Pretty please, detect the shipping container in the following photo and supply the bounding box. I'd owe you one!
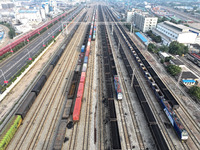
[84,56,88,63]
[82,63,87,72]
[73,98,82,121]
[81,45,85,53]
[81,72,86,77]
[77,83,84,99]
[80,76,86,84]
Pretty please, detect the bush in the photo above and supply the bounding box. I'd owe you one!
[148,43,159,53]
[146,30,162,43]
[189,86,200,101]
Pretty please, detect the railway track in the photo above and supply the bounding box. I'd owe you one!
[111,24,177,150]
[65,7,96,150]
[115,23,194,150]
[103,5,198,150]
[7,12,87,150]
[97,28,105,150]
[155,70,200,149]
[104,7,145,149]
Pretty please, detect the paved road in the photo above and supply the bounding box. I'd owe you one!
[0,6,83,86]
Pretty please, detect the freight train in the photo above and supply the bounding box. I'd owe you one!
[187,53,200,67]
[72,9,97,121]
[99,5,121,150]
[107,6,188,141]
[0,13,87,150]
[0,7,82,56]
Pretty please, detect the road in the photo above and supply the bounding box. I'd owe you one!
[0,6,83,86]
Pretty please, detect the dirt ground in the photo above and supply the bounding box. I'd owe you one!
[0,33,66,121]
[0,25,11,49]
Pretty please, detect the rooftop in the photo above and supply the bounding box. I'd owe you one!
[18,10,38,13]
[158,21,200,35]
[181,71,198,80]
[170,59,184,66]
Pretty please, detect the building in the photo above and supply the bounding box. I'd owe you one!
[133,12,158,32]
[16,9,42,23]
[181,71,198,86]
[126,11,134,23]
[159,51,170,60]
[153,21,200,46]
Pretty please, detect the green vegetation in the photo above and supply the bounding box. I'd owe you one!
[146,30,162,43]
[147,43,160,53]
[158,16,169,23]
[189,86,200,101]
[169,41,188,56]
[165,56,173,62]
[166,64,181,76]
[0,22,16,39]
[159,45,169,52]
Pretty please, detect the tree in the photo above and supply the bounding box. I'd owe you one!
[166,64,181,76]
[169,41,188,56]
[155,35,162,43]
[189,86,200,101]
[148,43,157,53]
[165,56,173,62]
[159,45,169,52]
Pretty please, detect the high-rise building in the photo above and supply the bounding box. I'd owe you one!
[133,12,158,32]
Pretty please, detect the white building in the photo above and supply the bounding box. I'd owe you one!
[127,11,134,23]
[154,21,200,46]
[40,8,46,20]
[133,12,158,32]
[159,51,170,60]
[16,9,42,23]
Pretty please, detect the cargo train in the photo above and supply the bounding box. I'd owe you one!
[73,9,97,121]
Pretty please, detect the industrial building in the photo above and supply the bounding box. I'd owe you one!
[133,11,158,32]
[153,21,200,46]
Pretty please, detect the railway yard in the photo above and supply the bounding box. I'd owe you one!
[0,3,200,150]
